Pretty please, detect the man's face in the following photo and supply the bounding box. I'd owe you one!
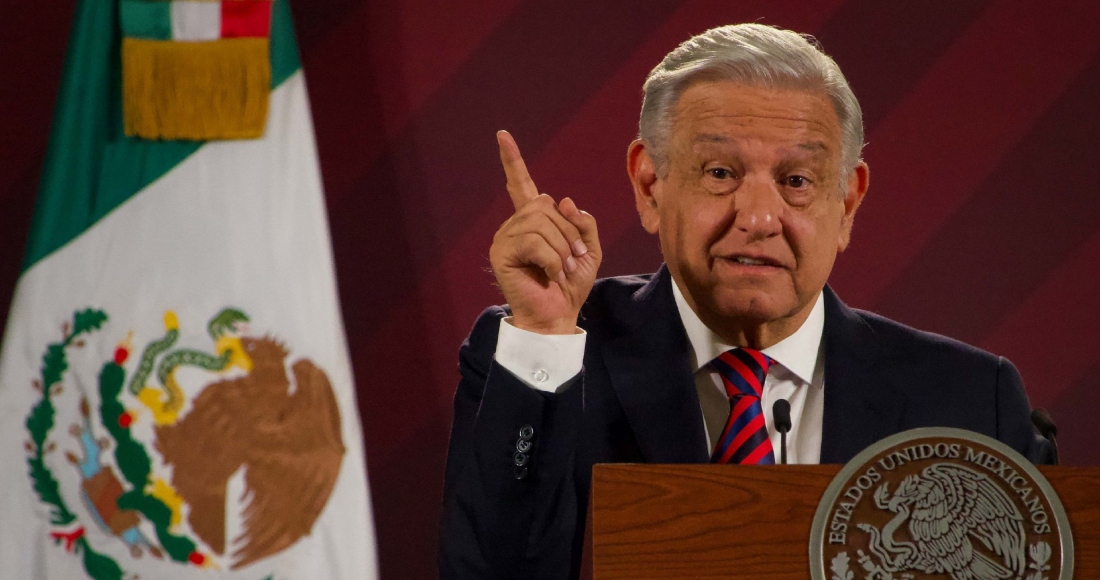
[631,81,867,342]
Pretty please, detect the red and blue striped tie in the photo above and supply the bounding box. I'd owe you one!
[710,348,775,464]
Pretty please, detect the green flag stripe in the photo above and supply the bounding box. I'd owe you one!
[270,0,299,86]
[119,0,172,40]
[22,0,301,272]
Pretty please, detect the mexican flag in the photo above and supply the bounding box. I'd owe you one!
[0,0,378,578]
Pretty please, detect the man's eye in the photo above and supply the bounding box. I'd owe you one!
[707,168,734,179]
[784,175,811,189]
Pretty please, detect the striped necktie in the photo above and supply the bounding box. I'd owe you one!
[710,348,775,464]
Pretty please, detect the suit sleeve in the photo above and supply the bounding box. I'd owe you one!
[995,356,1056,465]
[440,306,584,580]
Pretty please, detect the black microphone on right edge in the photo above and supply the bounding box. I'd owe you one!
[773,399,792,465]
[1031,408,1059,465]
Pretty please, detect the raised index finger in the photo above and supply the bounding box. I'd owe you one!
[497,130,539,210]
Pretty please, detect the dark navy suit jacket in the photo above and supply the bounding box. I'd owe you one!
[440,265,1053,580]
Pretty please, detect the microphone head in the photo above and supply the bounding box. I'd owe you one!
[1031,408,1058,437]
[773,398,792,433]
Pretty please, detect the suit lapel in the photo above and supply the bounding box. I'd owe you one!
[597,274,900,464]
[599,266,710,463]
[819,286,904,463]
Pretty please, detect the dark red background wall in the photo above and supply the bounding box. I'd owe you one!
[3,1,1099,578]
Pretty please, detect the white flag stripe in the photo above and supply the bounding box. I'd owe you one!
[0,71,377,578]
[171,1,221,42]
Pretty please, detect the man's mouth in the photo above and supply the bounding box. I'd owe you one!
[724,254,783,268]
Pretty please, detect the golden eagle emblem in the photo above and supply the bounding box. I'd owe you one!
[23,308,347,578]
[132,308,346,569]
[155,336,345,568]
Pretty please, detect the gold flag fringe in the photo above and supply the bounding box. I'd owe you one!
[122,38,270,141]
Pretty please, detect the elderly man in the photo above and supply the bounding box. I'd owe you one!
[440,23,1052,579]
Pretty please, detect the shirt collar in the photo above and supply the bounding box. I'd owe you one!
[670,279,824,387]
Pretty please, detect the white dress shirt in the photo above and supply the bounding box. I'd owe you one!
[493,281,826,464]
[671,283,824,464]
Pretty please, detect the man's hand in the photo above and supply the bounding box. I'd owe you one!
[489,131,602,335]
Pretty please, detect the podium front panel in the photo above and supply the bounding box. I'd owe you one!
[590,464,1100,579]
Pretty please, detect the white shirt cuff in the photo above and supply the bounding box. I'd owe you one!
[494,317,586,393]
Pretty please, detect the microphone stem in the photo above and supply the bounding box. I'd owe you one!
[780,430,787,465]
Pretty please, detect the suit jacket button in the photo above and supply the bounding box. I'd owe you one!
[513,452,529,466]
[519,425,535,441]
[516,439,532,453]
[513,466,528,480]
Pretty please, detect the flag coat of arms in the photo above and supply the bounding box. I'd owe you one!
[0,0,378,578]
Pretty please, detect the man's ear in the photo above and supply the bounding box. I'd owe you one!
[837,160,870,253]
[628,139,661,234]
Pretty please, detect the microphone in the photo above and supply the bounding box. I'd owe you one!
[1031,408,1059,465]
[773,399,792,465]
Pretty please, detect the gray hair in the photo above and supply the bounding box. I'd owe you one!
[639,23,864,181]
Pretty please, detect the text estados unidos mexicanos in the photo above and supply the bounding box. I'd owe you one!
[827,443,1052,545]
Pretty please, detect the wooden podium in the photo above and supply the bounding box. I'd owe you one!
[589,464,1100,579]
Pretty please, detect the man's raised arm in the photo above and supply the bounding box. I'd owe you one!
[440,132,601,579]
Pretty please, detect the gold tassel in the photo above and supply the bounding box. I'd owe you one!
[122,37,270,141]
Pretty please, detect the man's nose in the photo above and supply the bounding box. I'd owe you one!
[732,175,783,239]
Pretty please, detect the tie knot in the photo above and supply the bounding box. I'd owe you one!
[711,348,772,398]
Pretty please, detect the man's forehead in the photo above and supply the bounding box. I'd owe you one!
[688,131,836,164]
[693,133,829,151]
[672,81,841,140]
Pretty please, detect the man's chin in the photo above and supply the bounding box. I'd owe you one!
[700,291,794,324]
[678,271,798,323]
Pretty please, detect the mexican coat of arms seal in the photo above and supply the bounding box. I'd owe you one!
[810,427,1071,580]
